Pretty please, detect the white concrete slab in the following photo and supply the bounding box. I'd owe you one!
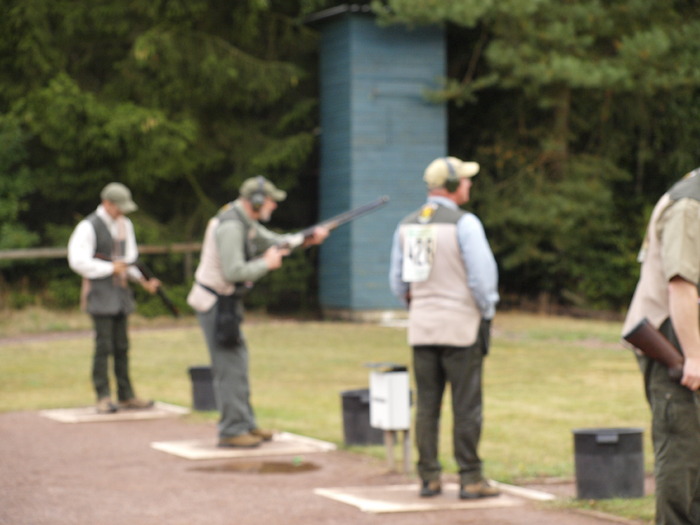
[39,401,190,423]
[151,431,337,460]
[314,481,556,514]
[492,480,557,502]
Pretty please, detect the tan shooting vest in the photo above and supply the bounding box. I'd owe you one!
[399,203,481,347]
[623,174,700,336]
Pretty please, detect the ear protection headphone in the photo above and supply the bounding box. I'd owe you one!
[250,175,266,211]
[443,157,460,193]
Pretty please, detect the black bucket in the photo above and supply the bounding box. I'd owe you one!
[188,366,217,411]
[340,389,384,446]
[572,427,644,499]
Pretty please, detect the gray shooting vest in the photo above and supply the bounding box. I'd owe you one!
[85,213,135,316]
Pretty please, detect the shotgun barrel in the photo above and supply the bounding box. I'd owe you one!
[284,195,390,249]
[134,261,180,318]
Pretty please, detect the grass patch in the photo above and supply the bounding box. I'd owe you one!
[0,308,654,523]
[0,305,198,336]
[550,495,655,523]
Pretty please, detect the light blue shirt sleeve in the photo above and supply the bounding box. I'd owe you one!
[457,213,499,320]
[388,227,409,306]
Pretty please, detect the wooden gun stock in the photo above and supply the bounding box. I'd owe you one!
[623,317,683,381]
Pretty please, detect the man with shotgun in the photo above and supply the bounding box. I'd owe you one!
[187,176,330,448]
[68,182,161,414]
[622,168,700,524]
[188,176,387,448]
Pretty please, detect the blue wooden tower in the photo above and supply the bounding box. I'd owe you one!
[308,5,447,319]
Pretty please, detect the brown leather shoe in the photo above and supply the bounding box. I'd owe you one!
[419,479,442,497]
[96,397,118,414]
[218,433,263,448]
[459,480,500,499]
[118,397,154,410]
[250,428,274,441]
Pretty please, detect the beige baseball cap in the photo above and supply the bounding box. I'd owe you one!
[239,176,287,202]
[100,182,138,213]
[423,156,480,190]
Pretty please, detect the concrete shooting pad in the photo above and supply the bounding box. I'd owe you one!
[314,481,556,514]
[151,431,337,460]
[39,401,190,423]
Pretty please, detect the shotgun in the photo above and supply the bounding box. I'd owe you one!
[134,261,180,318]
[282,195,390,250]
[94,254,180,317]
[623,317,684,381]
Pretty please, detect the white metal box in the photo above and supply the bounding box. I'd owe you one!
[369,369,410,430]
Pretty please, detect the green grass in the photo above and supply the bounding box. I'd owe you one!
[556,496,655,524]
[0,308,654,523]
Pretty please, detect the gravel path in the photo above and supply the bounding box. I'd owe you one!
[0,410,644,525]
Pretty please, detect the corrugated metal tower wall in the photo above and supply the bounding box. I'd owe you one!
[313,8,446,317]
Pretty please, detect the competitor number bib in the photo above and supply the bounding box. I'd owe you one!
[402,225,437,282]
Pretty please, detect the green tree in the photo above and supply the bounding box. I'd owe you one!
[0,0,324,246]
[0,0,329,312]
[375,0,700,309]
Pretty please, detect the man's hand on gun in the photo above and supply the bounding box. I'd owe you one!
[304,226,329,247]
[112,260,128,277]
[141,277,161,295]
[265,196,388,269]
[113,260,160,294]
[681,356,700,392]
[263,245,290,270]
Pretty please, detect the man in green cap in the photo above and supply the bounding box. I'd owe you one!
[187,176,328,448]
[68,182,161,414]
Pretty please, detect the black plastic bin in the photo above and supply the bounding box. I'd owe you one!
[188,366,217,411]
[340,389,384,446]
[572,427,644,499]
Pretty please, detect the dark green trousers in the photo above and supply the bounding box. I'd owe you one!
[642,322,700,525]
[413,342,484,485]
[91,314,135,401]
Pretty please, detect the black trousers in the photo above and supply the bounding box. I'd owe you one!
[413,342,484,485]
[91,314,134,401]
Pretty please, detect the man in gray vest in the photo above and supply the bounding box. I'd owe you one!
[68,182,161,414]
[389,157,500,499]
[622,169,700,524]
[187,176,328,448]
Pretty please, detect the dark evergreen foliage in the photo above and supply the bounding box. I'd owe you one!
[375,0,700,310]
[2,0,700,312]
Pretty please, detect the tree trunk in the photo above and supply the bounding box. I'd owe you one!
[549,84,571,179]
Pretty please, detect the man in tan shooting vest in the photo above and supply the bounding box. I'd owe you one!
[187,176,328,448]
[622,168,700,525]
[389,157,500,500]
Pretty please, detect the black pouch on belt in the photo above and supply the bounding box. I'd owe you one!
[215,293,242,348]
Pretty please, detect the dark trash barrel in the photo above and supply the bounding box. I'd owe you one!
[340,389,384,446]
[573,427,644,499]
[188,366,217,411]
